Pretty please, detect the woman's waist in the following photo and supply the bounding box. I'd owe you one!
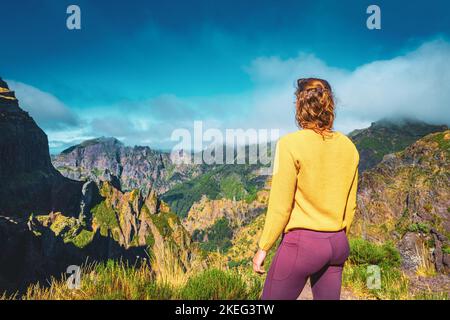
[285,227,346,239]
[284,208,346,232]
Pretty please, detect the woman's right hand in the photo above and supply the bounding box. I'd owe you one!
[252,248,267,274]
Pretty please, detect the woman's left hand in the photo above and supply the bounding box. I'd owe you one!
[252,248,267,274]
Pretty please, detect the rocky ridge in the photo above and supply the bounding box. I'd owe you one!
[52,137,203,195]
[352,130,450,273]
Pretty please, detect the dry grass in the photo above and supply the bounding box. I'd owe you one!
[415,242,437,277]
[22,259,171,300]
[150,241,190,287]
[150,241,209,288]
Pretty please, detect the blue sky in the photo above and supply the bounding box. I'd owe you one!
[1,0,450,153]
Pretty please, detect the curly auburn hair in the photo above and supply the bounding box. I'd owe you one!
[295,78,335,138]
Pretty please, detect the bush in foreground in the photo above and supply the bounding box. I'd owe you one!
[180,269,249,300]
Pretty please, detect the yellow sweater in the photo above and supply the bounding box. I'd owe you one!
[258,129,359,251]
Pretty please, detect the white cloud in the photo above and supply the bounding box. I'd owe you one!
[6,80,80,130]
[245,53,348,85]
[240,39,450,135]
[335,40,450,125]
[45,127,95,154]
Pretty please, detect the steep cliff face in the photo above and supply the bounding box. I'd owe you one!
[52,137,202,195]
[29,180,194,270]
[182,190,268,252]
[353,130,450,273]
[0,78,82,217]
[184,191,269,234]
[349,119,448,172]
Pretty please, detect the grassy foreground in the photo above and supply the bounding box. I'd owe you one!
[19,262,263,300]
[2,238,448,300]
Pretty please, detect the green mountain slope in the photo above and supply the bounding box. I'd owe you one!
[349,118,447,171]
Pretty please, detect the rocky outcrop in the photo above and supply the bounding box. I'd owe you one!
[0,78,20,111]
[183,191,269,235]
[397,232,423,271]
[0,216,43,292]
[0,179,195,294]
[28,179,194,271]
[0,78,82,218]
[88,182,184,248]
[353,130,450,273]
[78,181,100,226]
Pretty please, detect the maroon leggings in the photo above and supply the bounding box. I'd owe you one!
[261,229,350,300]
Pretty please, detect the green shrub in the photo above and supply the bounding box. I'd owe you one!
[150,213,173,238]
[343,263,410,300]
[179,269,248,299]
[227,259,250,268]
[348,238,401,268]
[241,272,264,300]
[71,230,95,248]
[197,217,233,253]
[145,282,175,300]
[408,222,431,234]
[343,238,412,299]
[79,260,175,300]
[92,201,118,229]
[145,233,155,247]
[430,131,450,155]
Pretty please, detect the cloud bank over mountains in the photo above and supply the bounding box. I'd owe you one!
[242,39,450,133]
[7,80,80,130]
[9,39,450,152]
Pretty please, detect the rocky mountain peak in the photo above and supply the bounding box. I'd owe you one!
[0,77,20,111]
[60,136,124,155]
[0,77,7,88]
